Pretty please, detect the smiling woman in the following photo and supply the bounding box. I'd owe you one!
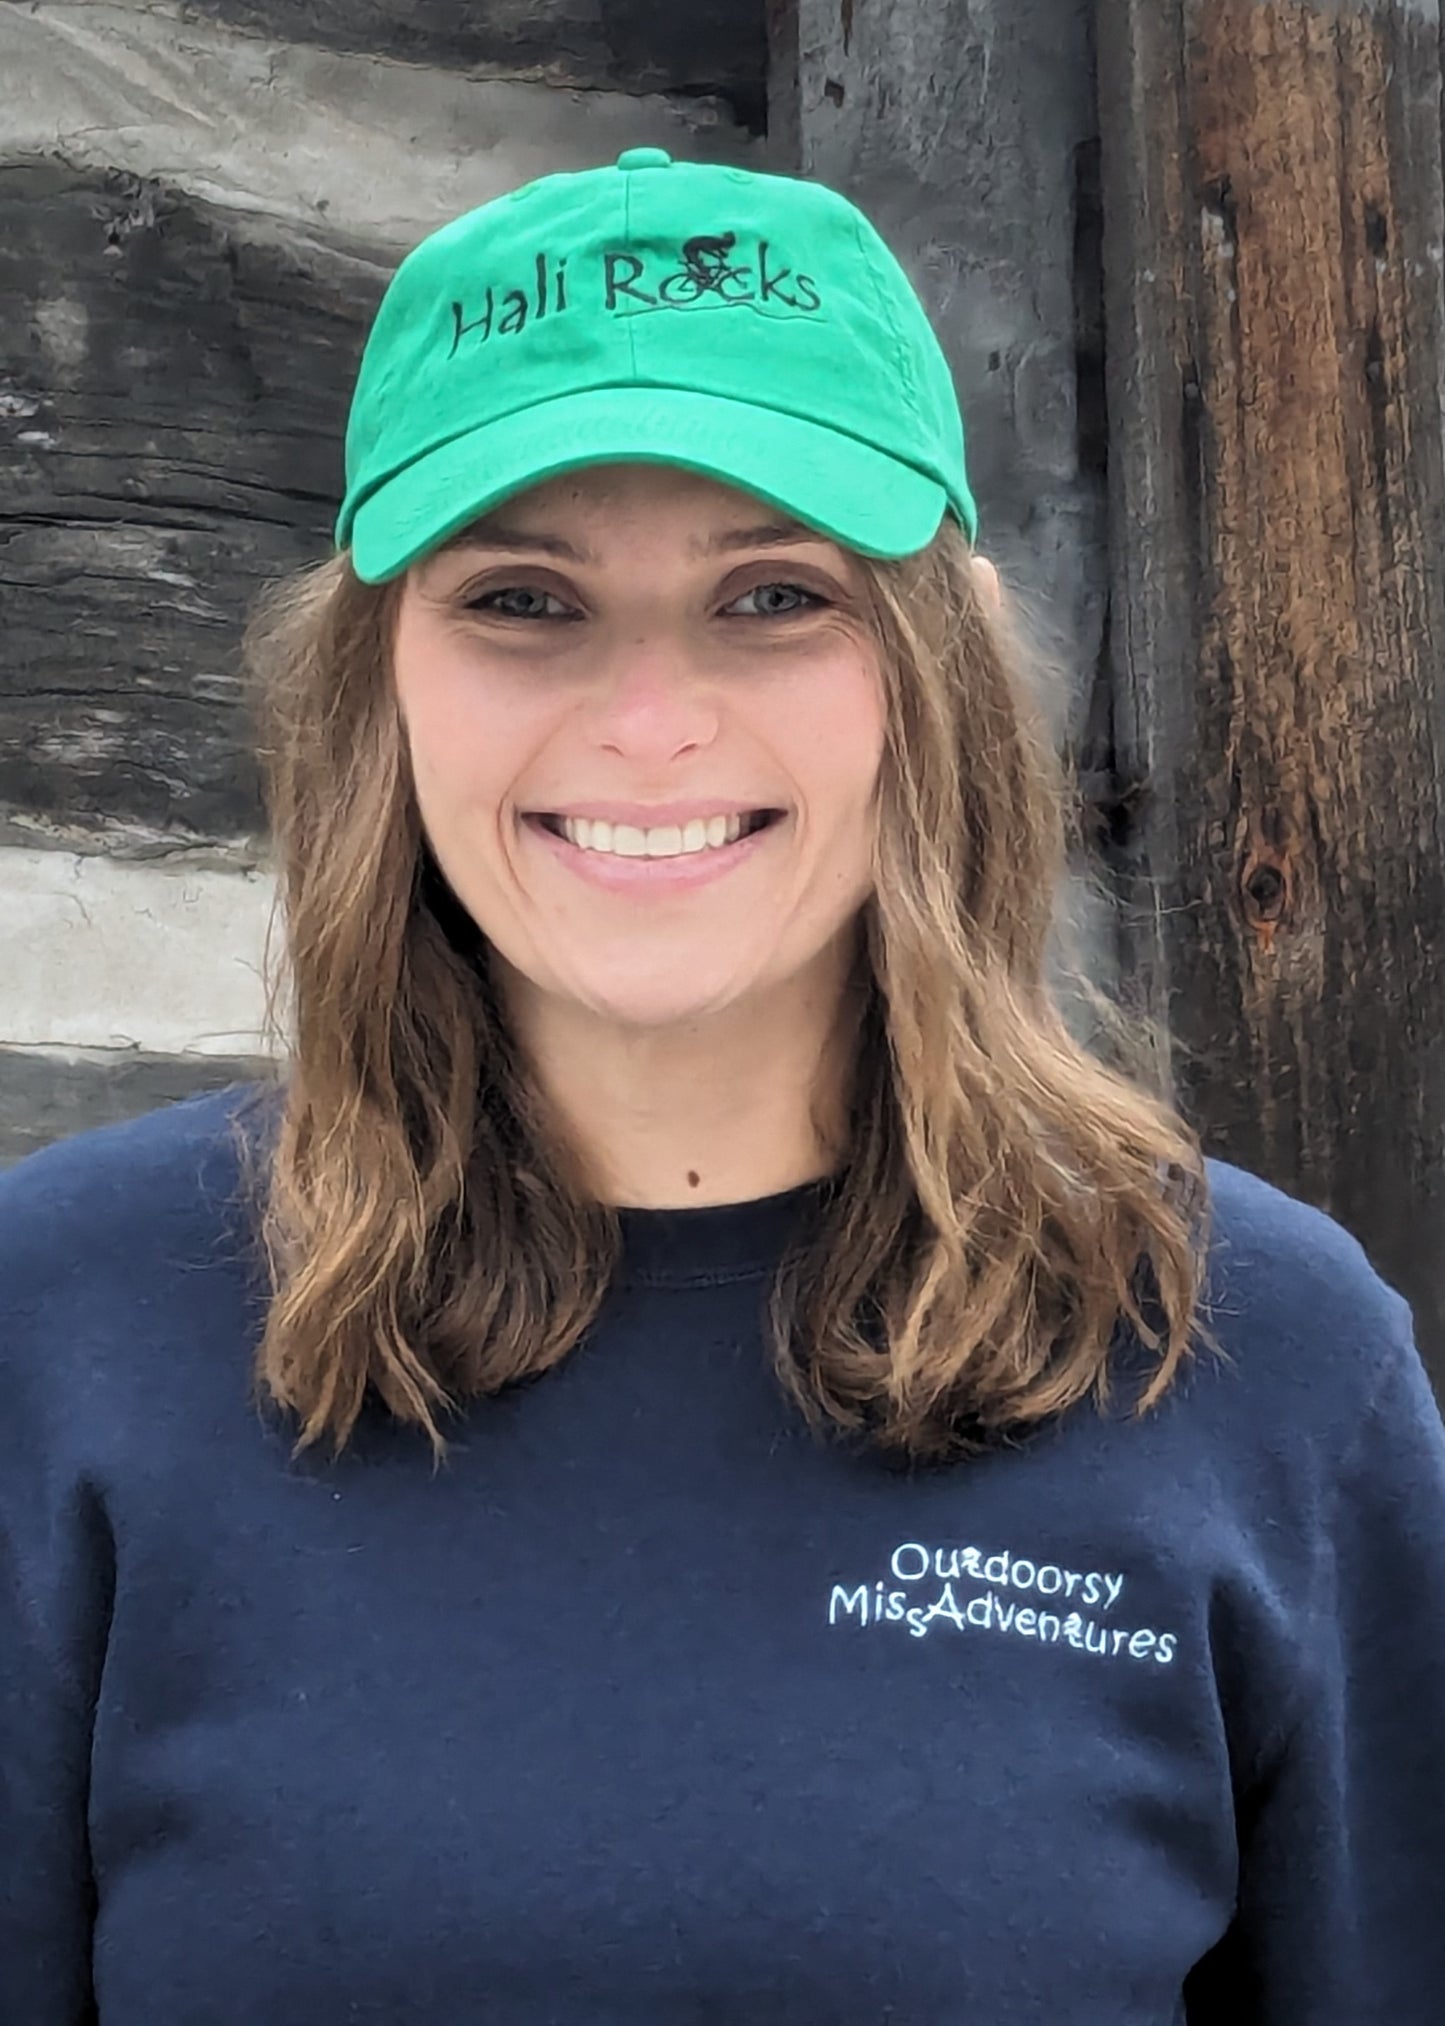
[3,146,1445,2026]
[388,465,890,1125]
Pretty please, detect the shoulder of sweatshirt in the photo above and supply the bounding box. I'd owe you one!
[0,1079,273,1268]
[0,1081,276,1403]
[1156,1152,1425,1470]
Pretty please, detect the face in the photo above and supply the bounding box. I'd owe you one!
[390,463,887,1038]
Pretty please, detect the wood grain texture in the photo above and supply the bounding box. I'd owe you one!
[0,1048,270,1170]
[1097,0,1445,1370]
[0,5,761,252]
[0,160,386,841]
[181,0,769,130]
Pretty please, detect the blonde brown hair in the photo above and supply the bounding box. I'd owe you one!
[232,515,1219,1461]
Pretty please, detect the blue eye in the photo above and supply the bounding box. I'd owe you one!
[462,582,825,622]
[727,583,824,618]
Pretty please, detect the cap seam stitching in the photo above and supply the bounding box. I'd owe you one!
[624,173,638,379]
[852,209,921,425]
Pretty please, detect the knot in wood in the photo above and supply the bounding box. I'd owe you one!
[1241,856,1288,924]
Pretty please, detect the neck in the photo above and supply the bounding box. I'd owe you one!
[496,942,863,1210]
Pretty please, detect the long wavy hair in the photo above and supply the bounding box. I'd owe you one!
[231,511,1219,1461]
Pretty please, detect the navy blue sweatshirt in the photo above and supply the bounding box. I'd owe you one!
[4,1081,1445,2024]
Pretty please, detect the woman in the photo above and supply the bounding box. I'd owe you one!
[3,148,1443,2024]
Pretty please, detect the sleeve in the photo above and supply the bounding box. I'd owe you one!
[1185,1307,1445,2023]
[0,1272,110,2020]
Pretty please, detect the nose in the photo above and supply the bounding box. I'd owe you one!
[585,641,721,764]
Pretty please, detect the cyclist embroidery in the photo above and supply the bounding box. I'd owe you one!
[605,233,822,315]
[656,234,750,303]
[448,231,823,357]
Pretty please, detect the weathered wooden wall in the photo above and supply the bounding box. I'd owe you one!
[1097,0,1445,1378]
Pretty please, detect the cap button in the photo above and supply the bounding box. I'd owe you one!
[615,147,674,172]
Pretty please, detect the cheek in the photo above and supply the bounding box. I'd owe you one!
[788,653,887,822]
[394,626,550,823]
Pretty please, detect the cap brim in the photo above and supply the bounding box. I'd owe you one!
[345,386,954,582]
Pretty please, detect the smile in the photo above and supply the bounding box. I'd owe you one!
[535,811,779,859]
[521,809,787,892]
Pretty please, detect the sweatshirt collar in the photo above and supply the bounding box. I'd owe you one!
[611,1175,839,1286]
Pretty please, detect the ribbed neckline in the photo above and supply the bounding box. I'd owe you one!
[612,1174,839,1287]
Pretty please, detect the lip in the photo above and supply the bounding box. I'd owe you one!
[521,810,787,893]
[529,801,777,827]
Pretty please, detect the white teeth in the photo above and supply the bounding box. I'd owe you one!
[556,813,767,858]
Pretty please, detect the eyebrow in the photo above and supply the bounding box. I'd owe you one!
[701,520,825,554]
[435,524,589,563]
[433,516,830,564]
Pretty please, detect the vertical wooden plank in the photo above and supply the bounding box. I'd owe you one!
[1097,0,1445,1380]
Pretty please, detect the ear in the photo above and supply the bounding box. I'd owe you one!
[970,555,1002,614]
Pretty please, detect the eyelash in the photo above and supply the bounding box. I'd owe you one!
[463,582,828,622]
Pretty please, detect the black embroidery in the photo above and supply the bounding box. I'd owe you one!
[658,234,749,303]
[448,231,823,357]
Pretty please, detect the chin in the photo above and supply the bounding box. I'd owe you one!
[568,971,756,1032]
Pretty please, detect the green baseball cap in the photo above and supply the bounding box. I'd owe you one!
[336,146,978,583]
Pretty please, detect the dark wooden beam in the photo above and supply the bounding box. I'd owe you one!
[182,1,770,131]
[0,161,385,842]
[1097,0,1445,1378]
[0,1048,272,1170]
